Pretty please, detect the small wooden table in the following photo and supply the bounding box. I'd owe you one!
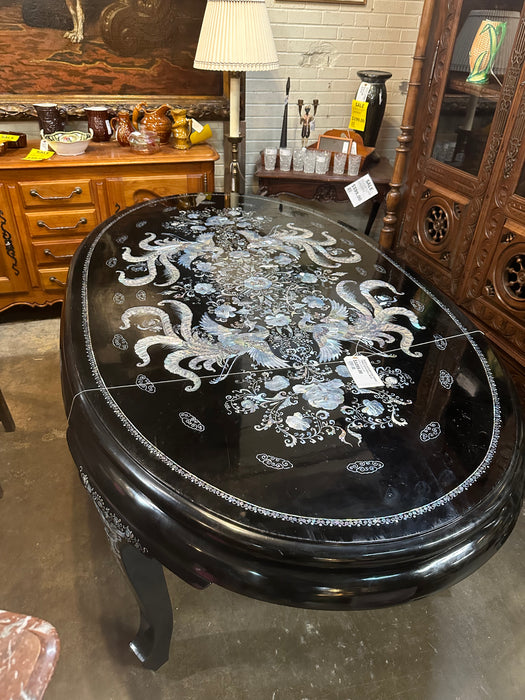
[256,156,392,236]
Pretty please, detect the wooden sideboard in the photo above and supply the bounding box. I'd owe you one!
[0,141,219,311]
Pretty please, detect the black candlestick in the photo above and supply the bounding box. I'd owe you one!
[280,77,290,148]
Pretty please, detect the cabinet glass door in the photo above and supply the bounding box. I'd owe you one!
[431,1,522,176]
[514,161,525,198]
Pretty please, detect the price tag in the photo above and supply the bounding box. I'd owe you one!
[0,133,20,142]
[356,82,371,102]
[191,118,204,133]
[344,355,383,389]
[345,174,378,207]
[23,149,55,161]
[349,100,368,131]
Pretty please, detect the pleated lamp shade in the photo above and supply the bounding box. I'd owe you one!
[194,0,278,72]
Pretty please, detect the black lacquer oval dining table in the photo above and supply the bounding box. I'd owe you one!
[60,193,524,670]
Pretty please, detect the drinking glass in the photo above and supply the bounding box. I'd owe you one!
[315,150,330,175]
[279,147,292,171]
[347,153,361,176]
[292,148,304,171]
[333,151,347,175]
[263,147,277,170]
[303,149,316,173]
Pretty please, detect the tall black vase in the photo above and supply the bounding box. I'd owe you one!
[354,70,392,148]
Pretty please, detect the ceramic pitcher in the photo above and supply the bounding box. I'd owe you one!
[34,103,66,134]
[111,110,134,146]
[85,106,112,142]
[132,102,172,144]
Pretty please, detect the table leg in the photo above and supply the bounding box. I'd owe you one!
[78,467,174,669]
[364,198,381,237]
[0,389,15,432]
[120,543,173,670]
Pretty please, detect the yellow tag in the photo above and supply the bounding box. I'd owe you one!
[0,133,20,142]
[349,100,369,131]
[24,149,55,161]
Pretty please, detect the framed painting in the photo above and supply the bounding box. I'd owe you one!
[0,0,229,121]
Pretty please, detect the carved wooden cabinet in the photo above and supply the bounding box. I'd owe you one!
[0,142,218,311]
[395,0,525,384]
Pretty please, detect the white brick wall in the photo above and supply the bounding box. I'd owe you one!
[244,0,424,192]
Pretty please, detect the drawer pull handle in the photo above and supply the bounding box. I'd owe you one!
[44,248,74,261]
[48,276,67,287]
[38,217,87,231]
[30,186,83,200]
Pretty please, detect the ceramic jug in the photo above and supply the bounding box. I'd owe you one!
[111,110,134,146]
[85,106,112,142]
[467,20,507,84]
[132,102,172,144]
[171,108,191,150]
[34,103,67,134]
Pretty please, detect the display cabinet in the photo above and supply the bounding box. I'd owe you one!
[391,0,525,386]
[0,142,218,311]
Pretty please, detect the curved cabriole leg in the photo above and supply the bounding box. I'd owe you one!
[120,543,173,670]
[78,467,173,669]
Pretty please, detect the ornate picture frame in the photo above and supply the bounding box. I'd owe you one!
[0,0,229,121]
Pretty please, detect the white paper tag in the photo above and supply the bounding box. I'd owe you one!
[192,118,204,133]
[345,174,378,207]
[39,138,48,151]
[356,82,371,101]
[344,355,383,388]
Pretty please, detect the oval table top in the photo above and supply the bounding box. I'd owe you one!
[61,193,524,611]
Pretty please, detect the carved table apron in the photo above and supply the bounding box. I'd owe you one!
[61,193,524,670]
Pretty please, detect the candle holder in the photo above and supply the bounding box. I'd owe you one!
[298,99,319,148]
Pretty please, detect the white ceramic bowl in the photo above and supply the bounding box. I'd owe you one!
[43,129,93,156]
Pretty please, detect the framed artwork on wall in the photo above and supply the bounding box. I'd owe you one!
[0,0,229,121]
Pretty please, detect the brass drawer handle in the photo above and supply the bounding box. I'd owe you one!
[30,186,82,200]
[38,217,87,231]
[44,248,74,261]
[48,276,67,287]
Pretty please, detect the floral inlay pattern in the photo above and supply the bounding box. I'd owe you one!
[179,412,205,432]
[116,205,424,448]
[346,460,384,474]
[256,454,293,470]
[136,374,156,393]
[420,421,442,442]
[439,370,454,389]
[76,196,503,529]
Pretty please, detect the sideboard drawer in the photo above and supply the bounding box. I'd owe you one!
[111,173,207,209]
[25,210,97,239]
[38,267,69,290]
[32,239,84,267]
[19,179,93,208]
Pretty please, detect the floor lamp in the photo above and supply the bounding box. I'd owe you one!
[194,0,278,193]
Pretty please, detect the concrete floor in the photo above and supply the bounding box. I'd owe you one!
[1,204,525,699]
